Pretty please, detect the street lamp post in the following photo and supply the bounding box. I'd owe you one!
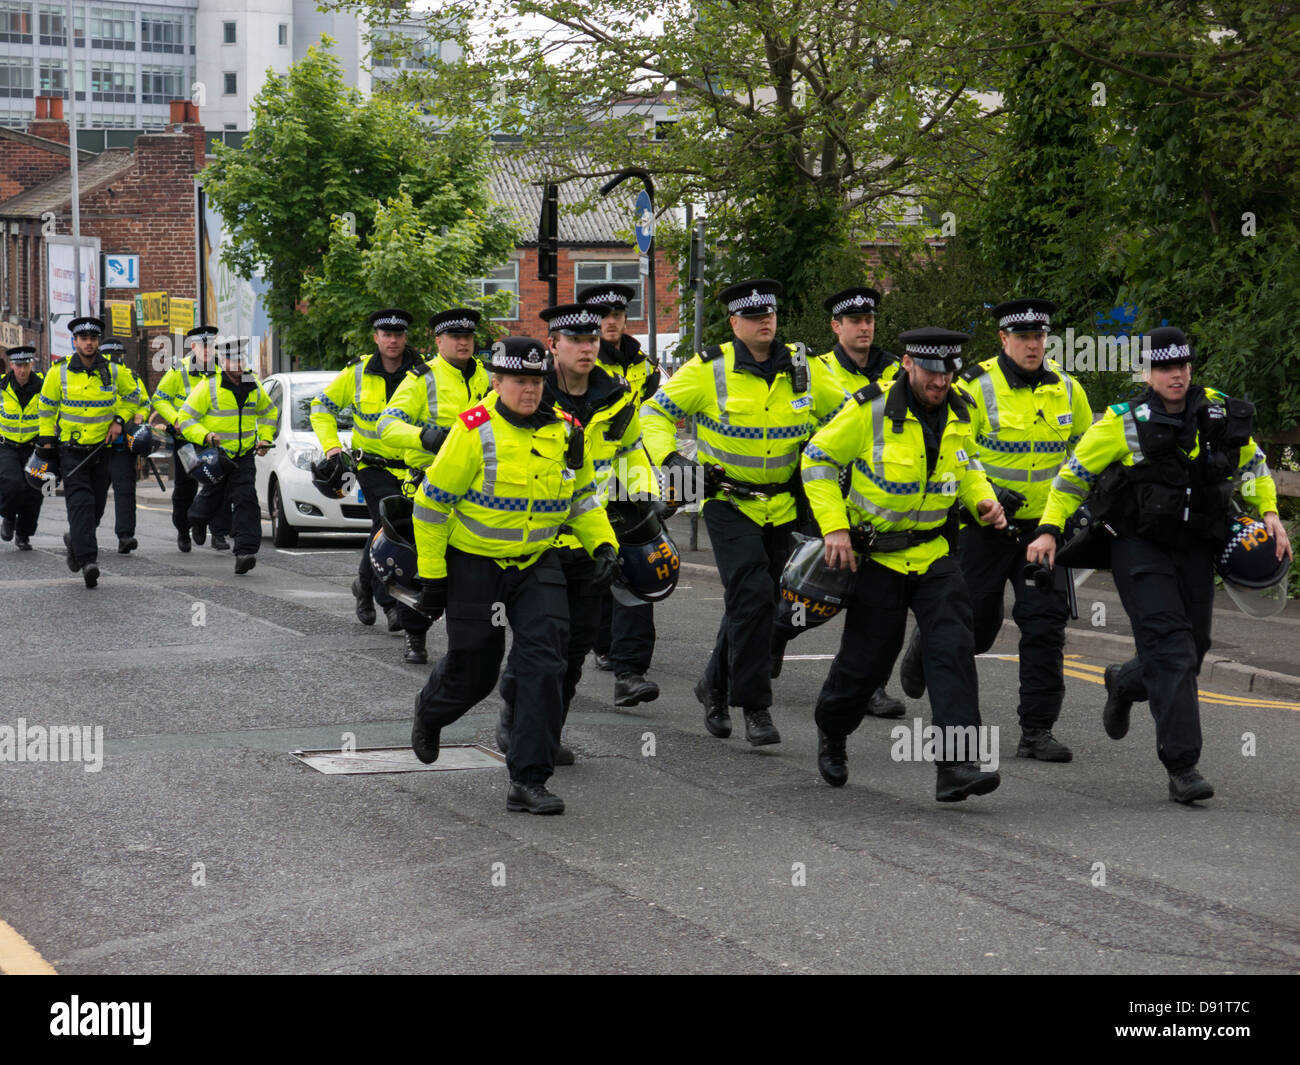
[598,168,655,363]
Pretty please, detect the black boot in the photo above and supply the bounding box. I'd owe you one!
[411,717,440,764]
[935,762,1001,802]
[592,652,614,671]
[506,781,565,814]
[117,536,137,554]
[1168,766,1214,804]
[210,533,230,551]
[554,741,575,767]
[384,606,404,633]
[82,563,100,589]
[15,534,31,551]
[190,521,206,546]
[694,677,731,738]
[742,707,781,746]
[1103,664,1132,739]
[403,630,427,665]
[614,673,659,707]
[234,554,256,574]
[900,629,925,699]
[817,730,848,787]
[177,530,192,553]
[866,686,906,718]
[63,533,80,571]
[1017,728,1073,762]
[351,577,376,625]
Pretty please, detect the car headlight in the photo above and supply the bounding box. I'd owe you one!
[287,444,322,471]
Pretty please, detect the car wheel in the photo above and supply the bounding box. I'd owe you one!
[270,479,299,548]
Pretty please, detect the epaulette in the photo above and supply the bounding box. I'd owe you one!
[959,362,989,383]
[853,383,883,406]
[700,344,725,362]
[559,409,584,429]
[411,357,431,376]
[459,403,490,429]
[1108,402,1131,416]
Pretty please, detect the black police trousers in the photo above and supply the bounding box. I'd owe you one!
[959,522,1069,730]
[609,597,656,675]
[702,499,797,710]
[190,453,259,555]
[355,464,428,634]
[1109,535,1215,772]
[501,546,602,720]
[0,443,42,537]
[416,548,568,786]
[816,555,981,745]
[61,443,111,566]
[108,444,136,538]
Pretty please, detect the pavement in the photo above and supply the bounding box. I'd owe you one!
[1,486,1298,975]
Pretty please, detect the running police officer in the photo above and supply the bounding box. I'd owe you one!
[409,336,619,815]
[495,303,660,763]
[312,308,432,663]
[377,307,491,470]
[902,298,1092,761]
[802,328,1008,800]
[641,279,846,745]
[809,285,907,718]
[36,316,142,587]
[577,283,665,692]
[1027,327,1290,803]
[0,346,44,550]
[98,338,150,554]
[177,336,276,574]
[151,325,226,552]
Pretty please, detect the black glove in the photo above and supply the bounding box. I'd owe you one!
[35,440,58,462]
[650,499,671,522]
[419,424,449,454]
[416,577,448,620]
[590,544,620,592]
[662,451,704,505]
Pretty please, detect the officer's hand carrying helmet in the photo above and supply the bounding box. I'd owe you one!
[178,442,228,488]
[1216,515,1290,618]
[778,533,855,631]
[125,422,156,457]
[24,448,59,492]
[606,499,680,606]
[310,449,355,500]
[369,493,427,614]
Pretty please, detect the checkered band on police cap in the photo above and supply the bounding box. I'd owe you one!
[488,337,551,375]
[1145,326,1193,364]
[5,345,36,363]
[539,304,604,334]
[999,309,1051,329]
[69,316,104,337]
[577,283,635,310]
[368,308,412,331]
[432,308,480,336]
[824,286,881,316]
[992,298,1055,333]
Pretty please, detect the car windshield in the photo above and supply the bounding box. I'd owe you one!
[291,384,353,432]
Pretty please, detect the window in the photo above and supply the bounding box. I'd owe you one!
[222,21,236,45]
[91,9,135,49]
[0,2,31,43]
[90,62,134,101]
[223,72,236,95]
[0,61,34,98]
[140,66,184,104]
[574,261,643,319]
[38,6,63,44]
[39,62,66,94]
[142,15,185,54]
[278,23,287,47]
[470,263,520,321]
[223,122,235,130]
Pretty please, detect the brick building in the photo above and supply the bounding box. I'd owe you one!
[0,96,205,388]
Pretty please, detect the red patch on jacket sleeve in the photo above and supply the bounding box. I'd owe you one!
[459,404,489,429]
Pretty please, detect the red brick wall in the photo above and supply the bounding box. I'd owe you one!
[0,138,73,203]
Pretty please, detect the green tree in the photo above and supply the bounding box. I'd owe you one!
[200,39,517,365]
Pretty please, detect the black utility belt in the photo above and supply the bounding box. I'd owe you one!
[850,522,947,555]
[353,450,409,471]
[712,474,801,496]
[0,438,34,451]
[60,441,102,453]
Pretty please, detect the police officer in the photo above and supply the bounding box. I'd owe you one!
[177,336,276,574]
[495,304,660,762]
[150,325,227,552]
[98,339,150,554]
[641,279,847,745]
[1027,327,1290,803]
[577,283,665,695]
[902,299,1093,761]
[0,345,44,550]
[36,316,142,587]
[377,307,492,470]
[312,308,432,663]
[803,284,907,718]
[802,328,1008,800]
[409,336,619,815]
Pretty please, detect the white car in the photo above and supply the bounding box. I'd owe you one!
[255,372,372,547]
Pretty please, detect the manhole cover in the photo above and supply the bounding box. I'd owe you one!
[292,744,505,775]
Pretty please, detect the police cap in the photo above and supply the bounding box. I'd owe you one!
[824,286,881,317]
[1145,326,1194,366]
[898,327,971,373]
[539,304,605,336]
[992,298,1056,334]
[69,316,105,338]
[577,283,636,312]
[719,279,782,317]
[431,308,481,336]
[5,345,36,364]
[368,308,413,332]
[487,336,551,376]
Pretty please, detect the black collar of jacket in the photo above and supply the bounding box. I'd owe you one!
[732,337,792,377]
[997,351,1058,388]
[365,347,416,376]
[599,334,645,369]
[493,393,558,430]
[545,364,625,412]
[884,374,970,431]
[67,354,109,375]
[1143,383,1204,445]
[833,342,895,381]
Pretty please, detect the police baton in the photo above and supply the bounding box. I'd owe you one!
[145,455,166,493]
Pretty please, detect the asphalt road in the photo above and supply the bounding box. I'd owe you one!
[1,489,1297,975]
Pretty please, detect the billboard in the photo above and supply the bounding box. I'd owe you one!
[198,185,274,377]
[46,235,101,357]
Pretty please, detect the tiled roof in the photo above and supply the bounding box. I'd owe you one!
[488,145,638,246]
[0,147,136,220]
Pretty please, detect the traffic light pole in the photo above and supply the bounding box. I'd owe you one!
[599,169,655,363]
